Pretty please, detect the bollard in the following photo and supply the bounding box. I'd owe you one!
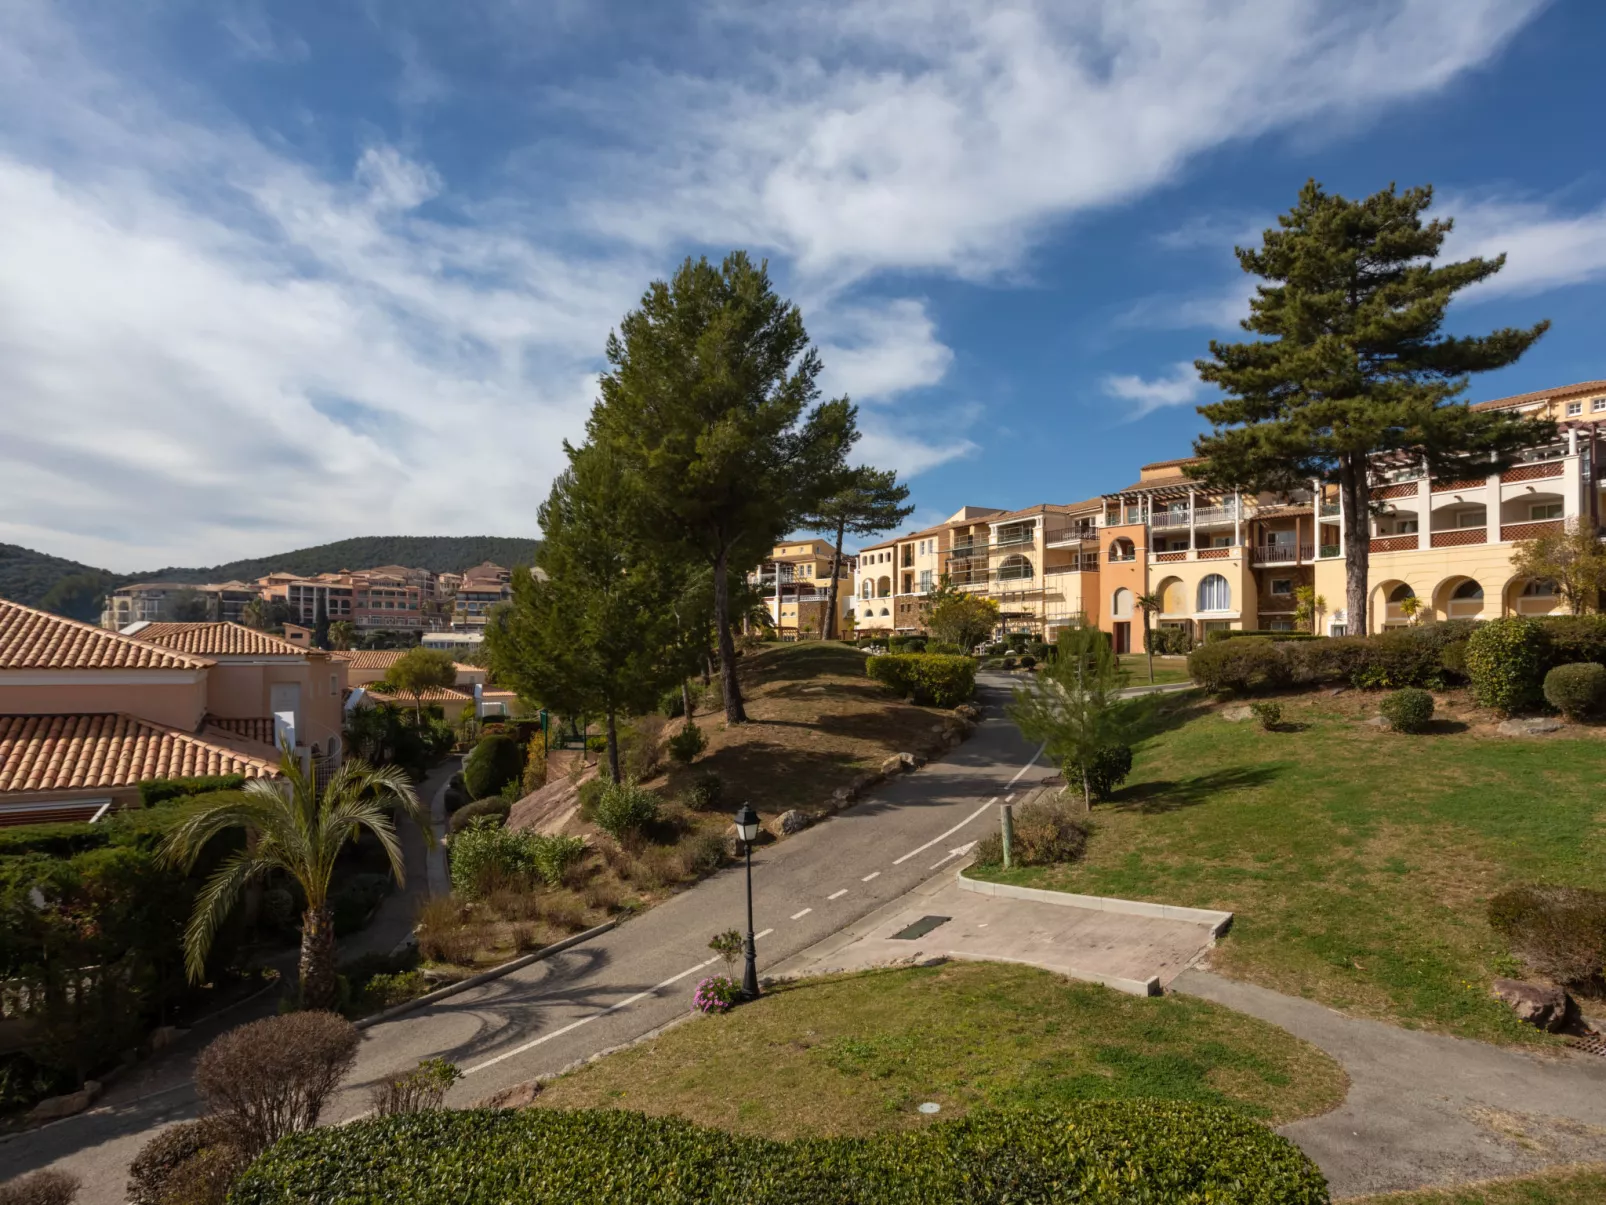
[1000,801,1014,870]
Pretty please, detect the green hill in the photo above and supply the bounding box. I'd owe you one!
[0,536,542,619]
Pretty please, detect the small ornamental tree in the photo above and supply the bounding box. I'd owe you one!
[925,577,1001,652]
[1512,522,1606,615]
[387,647,458,722]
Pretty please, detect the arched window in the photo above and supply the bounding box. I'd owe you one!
[877,576,892,598]
[879,607,890,617]
[1108,538,1135,563]
[998,554,1033,582]
[1197,574,1231,612]
[1452,580,1483,600]
[1522,579,1557,596]
[1159,578,1186,614]
[1111,587,1133,619]
[1388,583,1415,602]
[861,581,873,600]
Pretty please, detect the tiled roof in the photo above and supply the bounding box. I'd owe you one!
[1140,455,1204,472]
[332,649,407,669]
[0,599,213,671]
[1108,472,1204,494]
[131,622,307,657]
[0,713,280,795]
[365,686,473,704]
[205,716,278,745]
[1471,380,1606,411]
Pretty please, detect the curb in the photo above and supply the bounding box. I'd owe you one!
[956,872,1233,937]
[355,920,618,1030]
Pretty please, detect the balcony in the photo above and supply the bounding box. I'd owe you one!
[1369,534,1419,553]
[1429,529,1487,549]
[1319,543,1341,559]
[1501,518,1565,542]
[1043,527,1098,547]
[1319,502,1340,517]
[1502,461,1564,484]
[1150,510,1192,529]
[1190,505,1239,526]
[1370,480,1420,501]
[1250,544,1314,566]
[993,530,1036,548]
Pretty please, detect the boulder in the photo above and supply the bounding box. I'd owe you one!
[831,785,856,804]
[898,751,925,770]
[1221,705,1254,722]
[474,1079,542,1110]
[881,754,907,775]
[954,703,982,722]
[774,809,811,836]
[148,1025,188,1052]
[1497,717,1564,736]
[1491,978,1575,1032]
[27,1080,101,1122]
[1326,686,1349,697]
[849,770,884,795]
[1366,715,1393,731]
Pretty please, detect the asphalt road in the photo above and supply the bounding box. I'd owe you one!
[1,672,1044,1202]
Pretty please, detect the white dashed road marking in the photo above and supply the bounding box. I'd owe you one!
[827,889,848,900]
[790,908,813,920]
[861,871,880,882]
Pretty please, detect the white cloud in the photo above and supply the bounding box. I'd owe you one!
[1116,280,1255,332]
[1445,196,1606,299]
[816,299,954,403]
[1103,362,1208,420]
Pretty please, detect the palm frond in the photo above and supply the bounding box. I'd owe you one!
[184,849,268,982]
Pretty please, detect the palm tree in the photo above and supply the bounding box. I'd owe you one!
[240,597,268,630]
[328,620,358,650]
[161,752,429,1010]
[1134,592,1162,683]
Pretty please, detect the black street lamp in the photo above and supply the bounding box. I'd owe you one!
[734,803,761,999]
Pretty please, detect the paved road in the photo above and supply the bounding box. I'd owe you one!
[0,674,1043,1202]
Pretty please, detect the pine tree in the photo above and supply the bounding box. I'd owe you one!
[587,253,858,723]
[805,467,913,640]
[1190,181,1551,635]
[313,598,330,649]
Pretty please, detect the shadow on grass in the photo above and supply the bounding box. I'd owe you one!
[1105,765,1283,814]
[1416,718,1470,735]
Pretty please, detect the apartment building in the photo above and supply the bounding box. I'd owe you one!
[452,562,513,629]
[854,518,958,637]
[100,580,260,628]
[258,569,426,633]
[1311,379,1606,634]
[749,540,857,639]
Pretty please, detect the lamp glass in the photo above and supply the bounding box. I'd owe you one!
[734,804,760,843]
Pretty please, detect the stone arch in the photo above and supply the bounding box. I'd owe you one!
[876,575,892,598]
[1108,538,1136,563]
[1111,587,1133,620]
[1431,574,1486,621]
[1505,574,1561,617]
[1156,576,1186,616]
[1369,578,1416,631]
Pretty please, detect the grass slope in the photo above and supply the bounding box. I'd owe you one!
[970,690,1606,1043]
[1351,1164,1606,1204]
[537,962,1346,1133]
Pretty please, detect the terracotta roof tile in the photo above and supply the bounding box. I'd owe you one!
[1471,380,1606,411]
[0,713,280,795]
[0,599,212,671]
[365,686,473,704]
[1140,455,1204,472]
[131,622,307,657]
[204,716,278,745]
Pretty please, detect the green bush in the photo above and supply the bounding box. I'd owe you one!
[1204,629,1320,644]
[592,779,660,842]
[1535,614,1606,668]
[666,721,707,765]
[0,822,107,860]
[1379,688,1434,733]
[864,654,977,707]
[1002,656,1017,669]
[977,798,1092,867]
[1018,655,1037,669]
[1543,662,1606,720]
[231,1102,1328,1204]
[1187,638,1292,696]
[1439,639,1469,681]
[1062,744,1133,803]
[463,735,524,800]
[680,771,724,812]
[529,835,586,887]
[1466,617,1547,716]
[1488,884,1606,987]
[1249,701,1283,730]
[137,775,248,807]
[1007,633,1030,653]
[926,641,963,655]
[1147,626,1194,655]
[359,970,430,1014]
[448,797,512,835]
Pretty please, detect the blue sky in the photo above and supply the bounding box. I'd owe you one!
[2,1,1603,570]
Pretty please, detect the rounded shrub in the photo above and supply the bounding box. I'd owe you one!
[0,1169,81,1205]
[1378,687,1434,733]
[1465,617,1546,716]
[463,734,523,801]
[667,720,707,765]
[447,796,512,836]
[1542,662,1606,721]
[1249,701,1283,731]
[1062,743,1133,803]
[1018,655,1037,669]
[1187,638,1291,696]
[229,1102,1329,1205]
[592,779,660,842]
[680,770,724,811]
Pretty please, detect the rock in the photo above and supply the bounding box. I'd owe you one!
[1492,978,1575,1032]
[1221,705,1253,722]
[28,1080,101,1122]
[850,770,883,795]
[475,1080,542,1110]
[831,785,856,804]
[929,723,949,737]
[880,754,907,775]
[954,703,982,722]
[1366,715,1393,731]
[148,1025,188,1052]
[898,751,925,770]
[774,809,811,836]
[1326,686,1348,697]
[1498,717,1564,736]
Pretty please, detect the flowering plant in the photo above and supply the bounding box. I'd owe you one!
[692,975,741,1014]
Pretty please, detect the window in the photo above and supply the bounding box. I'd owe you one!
[1270,578,1293,595]
[1111,588,1133,619]
[1452,580,1483,601]
[861,581,872,600]
[1594,398,1606,412]
[1522,579,1557,597]
[1566,401,1583,416]
[1266,619,1294,631]
[1455,510,1486,528]
[1530,502,1564,521]
[1197,574,1231,612]
[1396,519,1418,534]
[1388,583,1415,602]
[919,569,933,593]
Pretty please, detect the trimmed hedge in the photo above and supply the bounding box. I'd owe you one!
[886,635,927,653]
[1379,688,1434,733]
[1188,622,1479,696]
[231,1103,1329,1204]
[447,797,512,835]
[865,653,977,707]
[463,734,524,801]
[1466,617,1547,715]
[1204,629,1320,644]
[1147,626,1194,655]
[1187,638,1292,696]
[1544,662,1606,720]
[138,775,247,807]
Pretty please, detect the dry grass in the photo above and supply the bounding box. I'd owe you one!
[1348,1163,1606,1204]
[536,962,1345,1136]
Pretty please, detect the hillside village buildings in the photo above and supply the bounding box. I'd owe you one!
[850,380,1605,652]
[747,540,857,639]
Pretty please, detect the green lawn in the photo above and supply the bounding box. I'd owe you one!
[1351,1165,1606,1204]
[970,691,1606,1043]
[1115,659,1192,688]
[537,962,1345,1136]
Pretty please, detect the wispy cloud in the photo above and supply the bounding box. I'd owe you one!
[1446,195,1606,299]
[1103,362,1209,420]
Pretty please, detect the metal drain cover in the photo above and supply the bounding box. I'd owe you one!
[1567,1034,1606,1058]
[890,915,951,940]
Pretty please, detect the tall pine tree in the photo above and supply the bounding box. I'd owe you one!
[1190,181,1551,634]
[587,252,858,723]
[805,466,913,641]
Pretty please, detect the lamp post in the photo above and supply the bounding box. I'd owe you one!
[734,803,761,999]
